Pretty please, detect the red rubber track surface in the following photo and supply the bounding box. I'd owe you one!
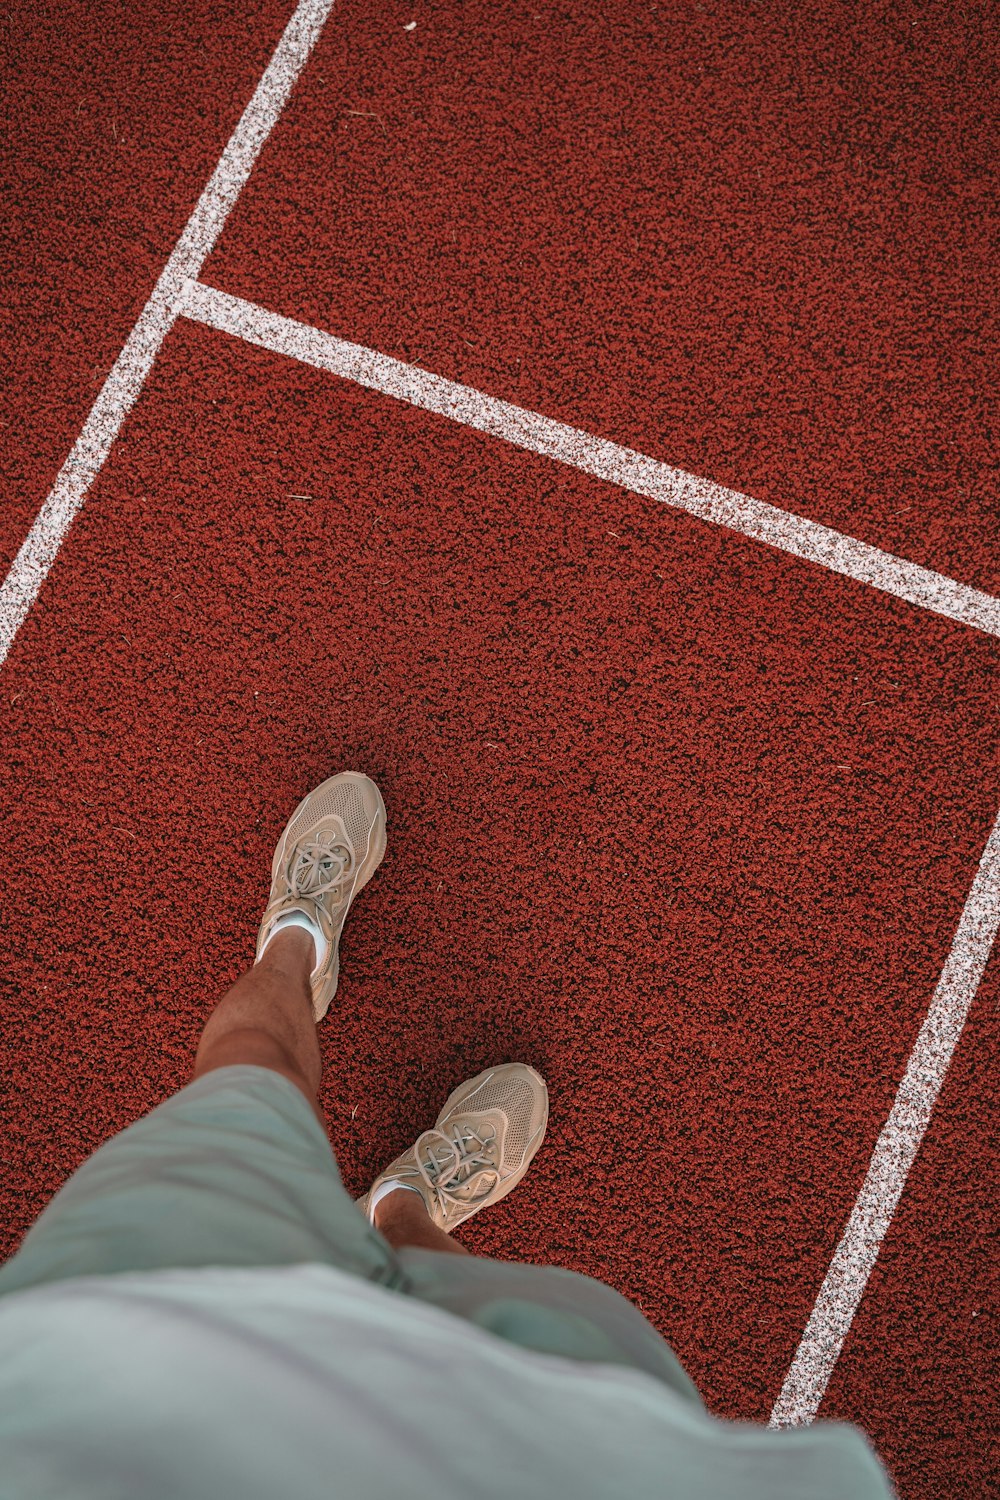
[2,324,997,1496]
[205,0,1000,593]
[0,0,294,574]
[823,956,998,1493]
[2,5,998,1499]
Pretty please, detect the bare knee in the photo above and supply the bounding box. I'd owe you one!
[193,1026,323,1125]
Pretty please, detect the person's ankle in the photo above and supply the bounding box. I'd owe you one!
[259,911,329,973]
[257,923,317,974]
[371,1183,427,1231]
[373,1186,471,1256]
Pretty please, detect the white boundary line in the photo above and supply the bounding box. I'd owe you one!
[178,280,1000,639]
[0,0,335,670]
[770,805,1000,1426]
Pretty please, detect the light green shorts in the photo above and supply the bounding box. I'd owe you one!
[0,1065,701,1404]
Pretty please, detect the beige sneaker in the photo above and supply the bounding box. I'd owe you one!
[255,772,387,1021]
[358,1064,549,1233]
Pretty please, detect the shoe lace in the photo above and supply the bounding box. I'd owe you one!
[413,1121,500,1210]
[287,836,352,902]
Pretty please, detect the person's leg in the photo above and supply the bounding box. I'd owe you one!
[193,771,388,1135]
[193,926,324,1129]
[192,927,468,1255]
[372,1187,470,1256]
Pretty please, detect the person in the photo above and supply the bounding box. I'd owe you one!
[0,772,894,1498]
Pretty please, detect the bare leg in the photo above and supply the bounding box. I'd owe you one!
[193,927,326,1131]
[373,1186,471,1256]
[193,930,470,1255]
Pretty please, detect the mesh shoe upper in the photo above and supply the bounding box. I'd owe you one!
[256,772,387,1020]
[360,1064,549,1233]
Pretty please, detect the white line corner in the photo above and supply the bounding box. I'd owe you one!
[0,0,334,671]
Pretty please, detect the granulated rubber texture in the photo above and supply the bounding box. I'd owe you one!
[206,0,1000,593]
[2,5,997,1499]
[0,0,293,573]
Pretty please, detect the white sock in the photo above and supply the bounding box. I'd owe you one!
[367,1179,422,1222]
[259,911,329,973]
